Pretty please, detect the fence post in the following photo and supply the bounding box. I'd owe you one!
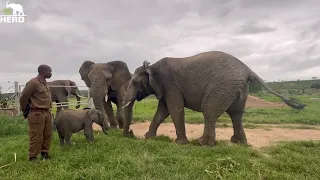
[14,81,20,115]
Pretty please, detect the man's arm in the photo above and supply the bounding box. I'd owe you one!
[19,80,37,113]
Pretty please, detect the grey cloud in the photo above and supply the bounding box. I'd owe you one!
[236,21,277,34]
[0,0,320,92]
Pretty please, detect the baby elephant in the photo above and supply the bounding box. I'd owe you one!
[53,108,108,146]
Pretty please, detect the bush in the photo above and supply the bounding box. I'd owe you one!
[311,83,320,89]
[249,82,262,93]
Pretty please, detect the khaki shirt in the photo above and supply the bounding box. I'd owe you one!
[19,76,52,112]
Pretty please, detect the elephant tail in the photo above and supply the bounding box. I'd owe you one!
[247,69,306,110]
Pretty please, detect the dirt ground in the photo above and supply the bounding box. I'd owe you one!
[92,95,320,149]
[245,95,287,108]
[92,122,320,149]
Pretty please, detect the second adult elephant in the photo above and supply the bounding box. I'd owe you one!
[48,80,85,114]
[122,51,306,146]
[79,60,133,130]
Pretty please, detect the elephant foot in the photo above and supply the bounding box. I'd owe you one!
[198,136,217,146]
[144,131,156,139]
[123,129,134,138]
[118,122,123,129]
[175,138,189,145]
[110,125,119,130]
[230,135,247,145]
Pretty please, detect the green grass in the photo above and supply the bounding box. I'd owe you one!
[0,115,320,179]
[49,93,320,126]
[1,93,320,179]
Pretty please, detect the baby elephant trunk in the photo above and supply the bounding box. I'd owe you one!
[101,120,108,135]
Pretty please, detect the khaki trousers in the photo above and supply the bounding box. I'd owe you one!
[27,109,52,157]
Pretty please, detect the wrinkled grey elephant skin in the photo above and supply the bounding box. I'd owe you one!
[122,51,306,146]
[47,80,82,114]
[79,60,134,131]
[53,108,108,146]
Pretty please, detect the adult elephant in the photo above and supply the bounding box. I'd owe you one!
[48,80,84,114]
[121,51,306,146]
[79,60,133,130]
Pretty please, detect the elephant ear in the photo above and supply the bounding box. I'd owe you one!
[87,109,98,123]
[144,62,164,100]
[79,60,95,80]
[101,66,113,86]
[143,60,150,68]
[105,62,131,91]
[64,80,71,95]
[69,80,77,87]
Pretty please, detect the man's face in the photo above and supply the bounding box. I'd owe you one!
[44,68,52,78]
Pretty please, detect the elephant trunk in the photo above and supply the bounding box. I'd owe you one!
[91,83,110,129]
[122,87,137,109]
[122,100,135,137]
[101,120,109,134]
[75,89,81,109]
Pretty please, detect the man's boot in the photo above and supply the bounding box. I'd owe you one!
[41,152,51,160]
[29,156,37,161]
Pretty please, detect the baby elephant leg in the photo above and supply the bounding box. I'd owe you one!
[84,126,94,143]
[57,131,65,146]
[65,133,72,146]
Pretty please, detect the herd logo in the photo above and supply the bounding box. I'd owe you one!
[0,1,26,23]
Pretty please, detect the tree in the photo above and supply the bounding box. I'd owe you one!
[311,83,320,89]
[0,85,3,100]
[249,82,262,93]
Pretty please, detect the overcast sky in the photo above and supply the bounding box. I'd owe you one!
[0,0,319,93]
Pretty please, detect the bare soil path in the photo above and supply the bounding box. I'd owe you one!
[92,95,320,149]
[93,122,320,149]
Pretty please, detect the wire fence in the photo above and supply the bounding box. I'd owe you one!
[1,81,319,116]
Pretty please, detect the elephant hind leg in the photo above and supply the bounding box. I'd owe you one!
[57,130,65,146]
[65,133,72,146]
[199,110,224,146]
[226,94,248,145]
[199,92,235,146]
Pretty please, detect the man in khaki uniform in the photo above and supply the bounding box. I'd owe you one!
[19,64,53,161]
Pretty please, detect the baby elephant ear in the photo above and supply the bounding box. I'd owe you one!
[87,109,96,121]
[143,61,150,68]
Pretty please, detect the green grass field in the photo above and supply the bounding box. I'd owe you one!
[59,93,320,126]
[1,93,320,179]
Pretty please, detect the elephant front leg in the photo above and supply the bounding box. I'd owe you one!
[57,95,68,112]
[145,99,169,139]
[84,127,95,143]
[103,100,118,129]
[165,94,189,145]
[55,101,63,114]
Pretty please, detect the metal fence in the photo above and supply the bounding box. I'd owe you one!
[0,81,94,115]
